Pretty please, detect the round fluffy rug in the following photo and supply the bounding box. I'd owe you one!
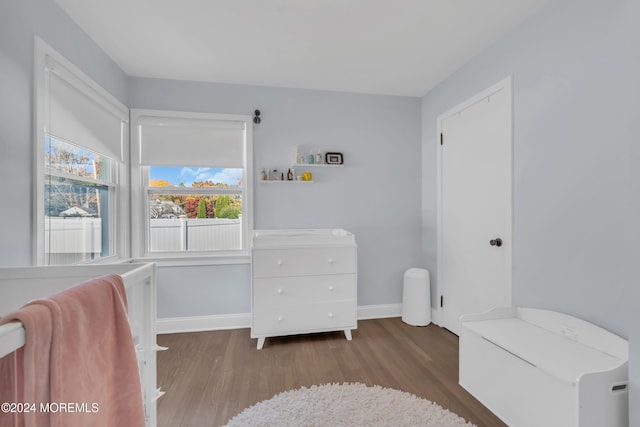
[226,383,476,427]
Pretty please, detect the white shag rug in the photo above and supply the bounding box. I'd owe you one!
[226,383,476,427]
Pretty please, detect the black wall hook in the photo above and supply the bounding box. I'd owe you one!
[253,109,261,124]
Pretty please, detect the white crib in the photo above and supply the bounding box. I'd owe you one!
[0,263,162,427]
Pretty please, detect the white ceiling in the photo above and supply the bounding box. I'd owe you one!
[56,0,546,97]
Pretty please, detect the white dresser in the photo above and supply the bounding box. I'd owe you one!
[251,229,357,350]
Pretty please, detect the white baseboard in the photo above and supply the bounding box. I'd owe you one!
[156,303,407,334]
[357,303,402,320]
[431,307,441,326]
[156,313,251,334]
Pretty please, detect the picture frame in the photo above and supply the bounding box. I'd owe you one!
[325,152,343,165]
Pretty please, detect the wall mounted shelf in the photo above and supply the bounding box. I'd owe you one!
[259,180,314,184]
[293,163,344,168]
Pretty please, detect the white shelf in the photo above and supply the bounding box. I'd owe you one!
[260,180,314,184]
[293,163,344,168]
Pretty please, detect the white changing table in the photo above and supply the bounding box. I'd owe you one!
[251,229,357,350]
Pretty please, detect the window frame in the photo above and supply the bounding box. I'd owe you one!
[130,109,253,265]
[34,38,130,266]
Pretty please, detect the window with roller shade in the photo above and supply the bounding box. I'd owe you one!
[34,38,129,265]
[130,109,253,260]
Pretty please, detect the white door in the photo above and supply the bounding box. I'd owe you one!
[437,77,513,335]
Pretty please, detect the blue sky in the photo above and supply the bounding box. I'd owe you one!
[150,166,242,187]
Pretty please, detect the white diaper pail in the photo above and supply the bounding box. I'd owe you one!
[402,268,431,326]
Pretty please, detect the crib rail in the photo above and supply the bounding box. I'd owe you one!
[0,262,161,427]
[0,263,153,357]
[0,322,25,359]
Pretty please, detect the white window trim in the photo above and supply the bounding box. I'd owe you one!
[34,37,130,265]
[130,109,254,264]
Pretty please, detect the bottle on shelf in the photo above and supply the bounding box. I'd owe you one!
[287,168,293,181]
[308,150,315,164]
[316,150,323,164]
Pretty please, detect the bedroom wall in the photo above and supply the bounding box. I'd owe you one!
[0,0,129,266]
[4,1,637,418]
[0,0,423,318]
[129,78,423,317]
[421,0,640,419]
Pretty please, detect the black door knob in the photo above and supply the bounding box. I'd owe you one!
[490,238,503,247]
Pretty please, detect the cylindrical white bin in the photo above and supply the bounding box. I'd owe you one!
[402,268,431,326]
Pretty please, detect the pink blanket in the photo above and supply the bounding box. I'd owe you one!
[0,274,145,427]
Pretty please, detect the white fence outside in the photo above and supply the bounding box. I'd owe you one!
[149,218,242,252]
[44,217,242,264]
[45,217,102,264]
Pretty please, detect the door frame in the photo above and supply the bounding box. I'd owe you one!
[435,75,514,328]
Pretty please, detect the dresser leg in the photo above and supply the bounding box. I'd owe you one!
[257,337,265,350]
[344,329,352,341]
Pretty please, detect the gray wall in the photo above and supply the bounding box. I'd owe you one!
[421,0,640,419]
[2,0,638,420]
[129,78,423,316]
[0,0,128,266]
[0,0,423,318]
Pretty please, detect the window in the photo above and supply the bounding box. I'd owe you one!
[131,109,253,262]
[44,138,115,264]
[35,38,129,265]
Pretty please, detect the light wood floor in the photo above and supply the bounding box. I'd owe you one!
[156,318,506,427]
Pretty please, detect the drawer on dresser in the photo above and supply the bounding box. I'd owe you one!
[252,247,356,278]
[252,301,356,335]
[253,275,355,306]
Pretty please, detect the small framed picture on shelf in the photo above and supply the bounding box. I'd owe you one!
[325,152,343,165]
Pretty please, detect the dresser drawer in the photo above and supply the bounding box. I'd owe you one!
[252,247,356,278]
[253,275,355,306]
[252,301,356,336]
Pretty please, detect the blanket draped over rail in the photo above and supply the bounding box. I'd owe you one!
[0,274,145,427]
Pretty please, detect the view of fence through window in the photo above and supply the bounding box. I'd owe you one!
[147,166,243,252]
[44,137,112,265]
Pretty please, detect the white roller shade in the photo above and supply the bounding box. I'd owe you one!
[138,116,245,168]
[47,57,127,162]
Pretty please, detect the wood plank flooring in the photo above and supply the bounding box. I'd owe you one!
[156,318,506,427]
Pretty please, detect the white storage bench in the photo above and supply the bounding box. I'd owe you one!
[460,307,628,427]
